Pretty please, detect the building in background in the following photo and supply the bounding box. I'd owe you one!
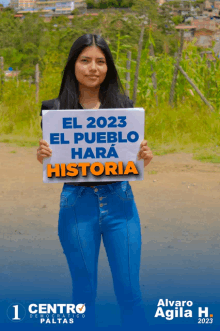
[10,0,86,13]
[157,0,166,5]
[9,0,18,9]
[175,25,196,42]
[55,1,74,14]
[10,0,36,10]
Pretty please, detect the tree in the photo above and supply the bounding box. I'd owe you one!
[3,6,15,13]
[172,15,184,26]
[130,0,158,104]
[131,0,159,25]
[158,2,177,34]
[71,8,80,15]
[86,0,96,9]
[120,0,133,8]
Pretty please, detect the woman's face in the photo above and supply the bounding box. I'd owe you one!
[75,45,108,89]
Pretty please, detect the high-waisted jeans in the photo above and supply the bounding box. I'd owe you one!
[58,181,147,330]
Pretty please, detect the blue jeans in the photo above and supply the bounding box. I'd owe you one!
[58,181,147,330]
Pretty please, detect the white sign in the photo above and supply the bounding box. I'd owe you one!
[42,108,145,184]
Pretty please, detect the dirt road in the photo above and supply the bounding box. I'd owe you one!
[1,142,220,329]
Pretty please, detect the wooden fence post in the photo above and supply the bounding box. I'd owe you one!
[35,63,39,104]
[16,67,19,87]
[178,65,214,112]
[207,59,211,98]
[0,56,4,100]
[125,51,131,97]
[29,76,32,88]
[149,42,158,107]
[132,20,145,106]
[169,30,184,107]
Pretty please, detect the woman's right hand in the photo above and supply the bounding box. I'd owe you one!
[37,140,52,164]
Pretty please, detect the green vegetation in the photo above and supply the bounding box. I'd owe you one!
[0,1,219,162]
[148,170,158,174]
[86,0,134,9]
[193,151,220,164]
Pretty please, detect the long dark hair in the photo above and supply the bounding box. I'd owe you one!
[58,34,133,109]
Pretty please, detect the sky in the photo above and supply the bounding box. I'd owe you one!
[0,0,10,6]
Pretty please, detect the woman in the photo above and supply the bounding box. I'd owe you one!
[37,34,153,329]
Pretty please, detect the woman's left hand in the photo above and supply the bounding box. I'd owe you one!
[137,139,153,168]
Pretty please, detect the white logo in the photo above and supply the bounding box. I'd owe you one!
[154,299,214,325]
[7,303,26,322]
[198,307,209,318]
[76,303,86,314]
[154,299,193,320]
[7,302,87,324]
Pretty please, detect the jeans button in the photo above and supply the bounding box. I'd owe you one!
[94,188,98,192]
[100,204,103,207]
[99,197,103,201]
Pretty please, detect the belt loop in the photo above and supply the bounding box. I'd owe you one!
[121,181,127,192]
[78,186,85,197]
[107,183,114,193]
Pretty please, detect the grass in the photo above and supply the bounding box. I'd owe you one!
[193,153,220,164]
[1,79,220,164]
[148,170,158,174]
[153,147,177,156]
[0,135,39,147]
